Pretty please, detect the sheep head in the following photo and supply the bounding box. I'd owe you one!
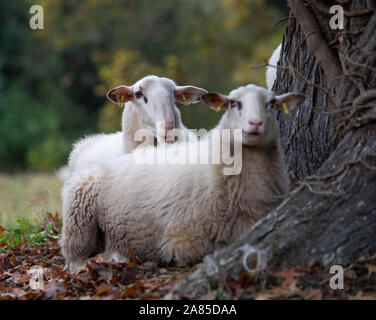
[107,75,207,144]
[201,84,305,147]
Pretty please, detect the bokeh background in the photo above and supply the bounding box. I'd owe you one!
[0,0,286,223]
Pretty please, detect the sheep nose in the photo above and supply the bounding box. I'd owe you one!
[248,119,263,126]
[164,121,173,133]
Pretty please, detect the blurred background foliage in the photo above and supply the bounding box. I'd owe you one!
[0,0,287,171]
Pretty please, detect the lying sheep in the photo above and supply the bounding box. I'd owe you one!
[266,43,281,91]
[61,84,305,271]
[65,75,207,179]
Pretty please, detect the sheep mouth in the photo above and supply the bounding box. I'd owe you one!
[162,135,179,144]
[242,130,260,137]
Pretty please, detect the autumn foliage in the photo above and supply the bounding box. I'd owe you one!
[0,213,375,300]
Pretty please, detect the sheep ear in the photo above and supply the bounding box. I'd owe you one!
[175,86,208,104]
[106,85,134,105]
[201,92,229,111]
[275,93,305,111]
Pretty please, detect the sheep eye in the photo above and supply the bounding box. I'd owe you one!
[229,100,238,109]
[266,99,276,111]
[230,101,242,111]
[135,91,143,99]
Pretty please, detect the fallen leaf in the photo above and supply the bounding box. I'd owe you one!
[126,244,140,268]
[199,290,217,300]
[95,285,113,296]
[344,269,357,279]
[12,271,30,285]
[366,264,376,276]
[303,288,323,300]
[163,292,179,300]
[349,291,376,300]
[9,288,27,298]
[273,267,304,288]
[44,280,64,299]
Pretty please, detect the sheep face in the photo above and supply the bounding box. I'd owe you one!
[201,84,305,146]
[107,75,207,144]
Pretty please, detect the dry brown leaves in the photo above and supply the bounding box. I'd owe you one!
[1,213,375,300]
[0,214,192,300]
[218,254,376,300]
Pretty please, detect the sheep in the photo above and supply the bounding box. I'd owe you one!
[266,43,281,91]
[64,75,207,180]
[60,84,305,272]
[56,165,70,182]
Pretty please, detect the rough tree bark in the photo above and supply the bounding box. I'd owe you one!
[172,0,376,298]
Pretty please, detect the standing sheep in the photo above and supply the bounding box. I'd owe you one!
[61,84,305,271]
[64,75,207,179]
[266,43,281,91]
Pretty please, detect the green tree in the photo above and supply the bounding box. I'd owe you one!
[1,0,286,170]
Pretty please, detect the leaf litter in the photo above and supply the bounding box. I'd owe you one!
[0,213,375,300]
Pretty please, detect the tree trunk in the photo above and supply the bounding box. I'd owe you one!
[172,0,376,298]
[275,11,334,187]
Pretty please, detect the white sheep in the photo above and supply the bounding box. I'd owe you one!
[60,84,305,271]
[64,75,207,180]
[266,43,281,91]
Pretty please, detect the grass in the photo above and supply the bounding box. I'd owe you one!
[0,172,62,225]
[0,215,60,253]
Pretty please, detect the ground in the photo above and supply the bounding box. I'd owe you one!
[0,212,375,300]
[0,173,62,225]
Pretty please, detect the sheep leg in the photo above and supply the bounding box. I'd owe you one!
[60,176,99,272]
[101,250,131,264]
[163,226,214,265]
[101,231,131,264]
[61,217,99,271]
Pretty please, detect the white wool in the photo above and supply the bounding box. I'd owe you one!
[266,43,282,91]
[60,84,305,272]
[67,131,124,174]
[61,75,206,182]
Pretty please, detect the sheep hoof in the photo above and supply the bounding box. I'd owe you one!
[102,251,130,264]
[65,259,89,273]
